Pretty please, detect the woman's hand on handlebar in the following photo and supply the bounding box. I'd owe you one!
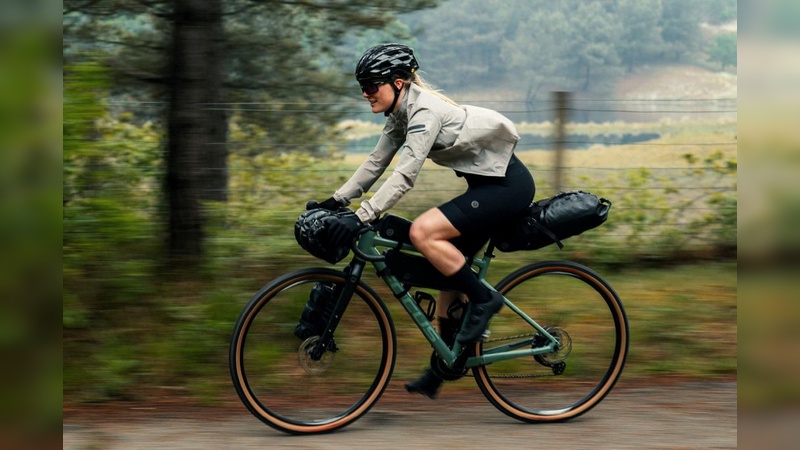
[306,197,345,211]
[329,214,364,249]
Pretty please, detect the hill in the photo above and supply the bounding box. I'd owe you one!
[614,64,736,100]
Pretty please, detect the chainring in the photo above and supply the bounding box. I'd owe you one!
[429,351,469,381]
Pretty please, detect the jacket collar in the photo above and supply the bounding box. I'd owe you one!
[389,82,422,122]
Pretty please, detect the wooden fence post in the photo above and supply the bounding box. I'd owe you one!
[553,91,570,193]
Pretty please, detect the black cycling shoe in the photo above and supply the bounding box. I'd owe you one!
[457,291,504,344]
[405,368,443,399]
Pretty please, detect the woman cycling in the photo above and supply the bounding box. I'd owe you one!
[309,43,535,399]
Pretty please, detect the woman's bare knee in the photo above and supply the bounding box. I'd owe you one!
[408,220,428,249]
[409,210,441,249]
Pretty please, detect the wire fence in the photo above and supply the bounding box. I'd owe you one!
[68,96,737,254]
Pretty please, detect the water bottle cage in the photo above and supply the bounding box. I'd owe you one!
[413,291,437,322]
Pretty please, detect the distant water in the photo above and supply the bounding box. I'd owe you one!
[517,132,661,151]
[343,132,661,154]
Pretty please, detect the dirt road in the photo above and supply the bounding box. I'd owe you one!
[64,380,736,449]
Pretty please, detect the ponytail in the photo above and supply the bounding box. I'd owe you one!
[408,72,459,107]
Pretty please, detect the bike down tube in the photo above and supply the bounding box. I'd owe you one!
[356,232,463,368]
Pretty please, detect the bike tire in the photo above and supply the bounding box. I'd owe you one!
[229,268,396,434]
[472,260,629,422]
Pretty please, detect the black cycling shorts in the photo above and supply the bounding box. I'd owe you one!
[439,154,535,255]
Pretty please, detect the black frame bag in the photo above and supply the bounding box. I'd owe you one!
[493,190,611,252]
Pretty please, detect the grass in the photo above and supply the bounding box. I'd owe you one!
[63,257,736,407]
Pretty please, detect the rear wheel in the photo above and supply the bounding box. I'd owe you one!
[229,268,396,434]
[472,261,628,422]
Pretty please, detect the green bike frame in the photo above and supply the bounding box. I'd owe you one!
[352,230,561,370]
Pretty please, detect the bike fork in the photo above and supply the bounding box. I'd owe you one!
[309,260,365,360]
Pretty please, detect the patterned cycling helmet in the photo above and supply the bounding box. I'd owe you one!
[355,43,419,84]
[294,208,356,264]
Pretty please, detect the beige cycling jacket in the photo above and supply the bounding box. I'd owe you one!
[334,82,520,223]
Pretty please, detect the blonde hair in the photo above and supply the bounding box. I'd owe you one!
[404,72,459,107]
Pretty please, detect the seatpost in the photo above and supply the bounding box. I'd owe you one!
[484,240,497,258]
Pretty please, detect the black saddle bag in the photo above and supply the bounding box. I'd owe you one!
[493,190,611,252]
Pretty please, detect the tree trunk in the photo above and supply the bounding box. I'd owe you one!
[198,4,228,203]
[165,0,225,263]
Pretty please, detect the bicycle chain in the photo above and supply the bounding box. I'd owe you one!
[484,332,537,343]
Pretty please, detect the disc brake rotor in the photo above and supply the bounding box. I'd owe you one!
[535,326,572,364]
[298,336,335,375]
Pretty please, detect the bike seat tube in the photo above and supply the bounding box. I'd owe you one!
[357,230,463,367]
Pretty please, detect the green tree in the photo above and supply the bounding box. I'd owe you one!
[707,33,737,70]
[701,0,737,25]
[411,0,521,90]
[659,0,703,61]
[616,0,664,71]
[502,0,622,93]
[567,1,624,91]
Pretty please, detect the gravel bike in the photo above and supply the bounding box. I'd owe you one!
[229,212,629,435]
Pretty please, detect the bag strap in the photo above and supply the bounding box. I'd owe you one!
[528,219,564,249]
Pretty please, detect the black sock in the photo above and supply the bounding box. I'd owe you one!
[447,264,492,304]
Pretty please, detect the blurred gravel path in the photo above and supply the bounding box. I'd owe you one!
[64,380,736,449]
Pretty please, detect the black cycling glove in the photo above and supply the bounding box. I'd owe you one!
[328,215,363,249]
[307,197,345,211]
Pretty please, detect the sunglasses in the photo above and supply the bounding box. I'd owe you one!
[360,82,384,96]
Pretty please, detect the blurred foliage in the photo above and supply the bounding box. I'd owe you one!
[0,12,62,441]
[63,59,161,400]
[529,149,738,268]
[62,63,737,407]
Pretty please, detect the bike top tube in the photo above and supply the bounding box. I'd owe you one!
[351,226,495,280]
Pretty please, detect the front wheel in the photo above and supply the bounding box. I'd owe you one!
[229,268,396,434]
[472,261,629,422]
